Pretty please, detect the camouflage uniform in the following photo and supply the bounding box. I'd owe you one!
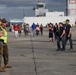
[0,41,3,67]
[1,27,8,66]
[0,25,6,72]
[1,18,12,69]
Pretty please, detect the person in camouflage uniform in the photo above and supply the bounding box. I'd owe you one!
[1,18,12,68]
[0,18,6,72]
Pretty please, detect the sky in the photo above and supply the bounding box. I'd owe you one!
[0,0,66,21]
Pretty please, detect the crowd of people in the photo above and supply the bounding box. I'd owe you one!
[31,23,43,37]
[9,19,73,51]
[10,24,22,37]
[10,19,73,51]
[0,18,74,72]
[10,23,44,37]
[48,19,73,51]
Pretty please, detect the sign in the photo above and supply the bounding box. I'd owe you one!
[10,19,23,25]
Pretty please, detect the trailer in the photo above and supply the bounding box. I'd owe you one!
[23,16,75,26]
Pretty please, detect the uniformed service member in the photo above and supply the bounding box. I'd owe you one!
[1,18,12,68]
[0,18,12,72]
[0,18,6,72]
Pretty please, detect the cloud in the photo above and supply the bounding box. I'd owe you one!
[0,0,47,7]
[0,5,34,20]
[0,0,66,20]
[0,6,34,14]
[0,0,38,7]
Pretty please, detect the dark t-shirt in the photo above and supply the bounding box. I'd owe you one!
[54,26,60,36]
[65,24,71,35]
[60,26,65,36]
[53,26,58,33]
[49,29,53,34]
[49,26,53,34]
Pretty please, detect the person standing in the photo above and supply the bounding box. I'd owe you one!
[31,23,36,37]
[48,23,53,42]
[13,24,19,37]
[18,25,22,36]
[65,19,73,50]
[56,22,66,51]
[1,18,12,68]
[36,25,40,36]
[53,23,58,41]
[0,18,6,72]
[25,24,29,36]
[40,24,43,36]
[23,23,26,36]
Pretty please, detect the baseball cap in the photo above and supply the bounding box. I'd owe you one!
[1,18,7,23]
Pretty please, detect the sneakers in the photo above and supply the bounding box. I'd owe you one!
[4,64,12,68]
[0,67,6,72]
[0,64,12,72]
[56,48,65,51]
[56,48,61,51]
[61,48,65,51]
[68,48,73,51]
[70,48,73,50]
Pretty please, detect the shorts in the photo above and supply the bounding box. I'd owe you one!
[49,33,53,38]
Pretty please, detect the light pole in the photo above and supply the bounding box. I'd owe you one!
[23,8,25,18]
[66,0,68,16]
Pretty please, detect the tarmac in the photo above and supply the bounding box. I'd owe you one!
[1,27,76,75]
